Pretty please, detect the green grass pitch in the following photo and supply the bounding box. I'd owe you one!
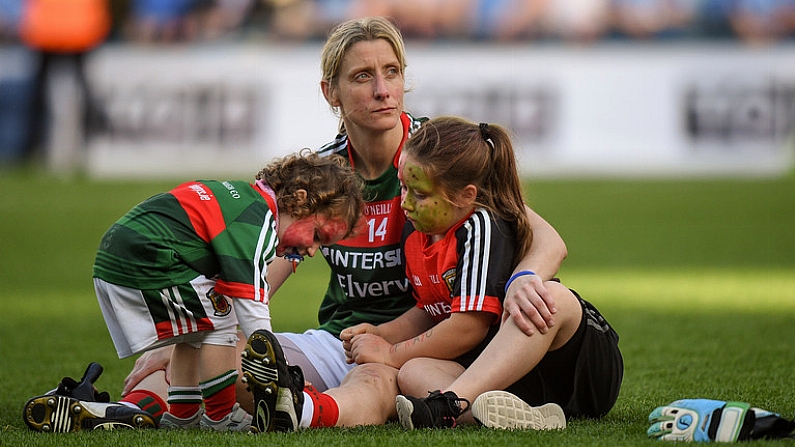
[1,167,794,446]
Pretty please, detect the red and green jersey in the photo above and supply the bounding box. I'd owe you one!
[315,112,427,336]
[93,180,278,303]
[403,208,514,325]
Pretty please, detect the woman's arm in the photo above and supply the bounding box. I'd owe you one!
[265,257,294,299]
[503,205,568,336]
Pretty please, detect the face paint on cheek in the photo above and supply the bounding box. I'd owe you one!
[400,162,425,209]
[281,216,344,272]
[413,199,455,233]
[316,215,350,245]
[404,165,424,184]
[279,217,317,251]
[400,160,453,233]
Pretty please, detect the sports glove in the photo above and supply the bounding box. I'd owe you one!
[648,398,795,442]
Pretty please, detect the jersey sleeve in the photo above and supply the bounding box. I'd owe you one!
[450,209,516,321]
[202,181,279,303]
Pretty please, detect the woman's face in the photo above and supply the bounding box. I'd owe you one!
[329,39,404,134]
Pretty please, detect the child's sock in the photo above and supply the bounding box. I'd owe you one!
[121,389,167,423]
[167,385,202,419]
[200,370,238,421]
[300,385,340,428]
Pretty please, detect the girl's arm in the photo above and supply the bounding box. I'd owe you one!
[264,256,294,299]
[121,345,173,396]
[347,311,494,368]
[371,306,435,344]
[503,205,567,336]
[341,307,433,363]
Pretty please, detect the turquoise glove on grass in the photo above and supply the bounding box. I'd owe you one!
[648,399,795,442]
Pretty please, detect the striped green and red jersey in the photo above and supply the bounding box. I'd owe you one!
[93,180,278,303]
[315,112,427,337]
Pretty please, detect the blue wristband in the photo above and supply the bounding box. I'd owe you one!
[504,270,537,294]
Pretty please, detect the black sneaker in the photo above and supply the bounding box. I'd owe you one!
[23,395,156,432]
[396,390,470,429]
[241,329,305,433]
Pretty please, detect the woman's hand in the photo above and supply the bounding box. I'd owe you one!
[502,273,557,336]
[346,333,395,366]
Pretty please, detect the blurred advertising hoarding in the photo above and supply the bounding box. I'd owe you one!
[84,44,334,178]
[82,42,795,179]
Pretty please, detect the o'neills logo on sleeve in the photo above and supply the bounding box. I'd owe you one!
[171,181,225,243]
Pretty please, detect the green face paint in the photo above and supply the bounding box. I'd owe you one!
[398,154,460,236]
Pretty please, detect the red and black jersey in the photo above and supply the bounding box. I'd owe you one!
[402,208,517,325]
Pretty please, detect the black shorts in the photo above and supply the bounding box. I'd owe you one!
[504,290,624,419]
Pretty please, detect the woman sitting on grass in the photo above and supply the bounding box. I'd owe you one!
[343,116,624,429]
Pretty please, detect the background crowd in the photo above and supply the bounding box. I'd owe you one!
[1,0,795,46]
[1,0,794,167]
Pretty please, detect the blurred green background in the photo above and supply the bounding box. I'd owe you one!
[2,167,794,446]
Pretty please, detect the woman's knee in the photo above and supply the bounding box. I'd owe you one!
[396,358,459,397]
[342,363,399,393]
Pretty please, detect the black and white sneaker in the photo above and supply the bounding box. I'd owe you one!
[396,390,470,429]
[241,329,305,433]
[23,395,156,432]
[471,391,566,430]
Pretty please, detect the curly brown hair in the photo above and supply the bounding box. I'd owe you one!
[255,149,364,240]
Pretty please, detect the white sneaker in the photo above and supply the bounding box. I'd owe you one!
[159,408,203,429]
[199,403,252,432]
[471,391,566,430]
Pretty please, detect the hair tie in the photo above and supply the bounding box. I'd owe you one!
[479,122,494,150]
